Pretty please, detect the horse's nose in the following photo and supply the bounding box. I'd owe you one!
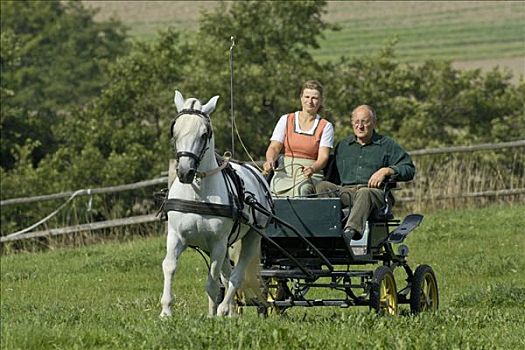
[178,168,196,184]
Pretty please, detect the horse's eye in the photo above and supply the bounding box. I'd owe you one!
[201,133,208,140]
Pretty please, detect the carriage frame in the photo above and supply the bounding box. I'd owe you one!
[242,180,439,316]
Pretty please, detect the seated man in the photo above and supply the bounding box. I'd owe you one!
[316,105,415,246]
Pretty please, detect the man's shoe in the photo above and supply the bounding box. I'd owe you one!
[352,229,363,241]
[343,227,361,247]
[342,227,362,246]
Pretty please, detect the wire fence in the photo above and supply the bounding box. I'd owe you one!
[1,140,524,243]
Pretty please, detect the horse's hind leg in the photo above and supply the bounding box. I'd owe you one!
[220,254,232,300]
[218,231,261,316]
[160,233,186,317]
[207,241,228,316]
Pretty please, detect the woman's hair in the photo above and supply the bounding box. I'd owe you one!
[300,80,325,113]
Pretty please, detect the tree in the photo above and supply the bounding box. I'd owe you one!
[326,43,525,149]
[48,29,189,189]
[0,29,189,230]
[0,0,128,169]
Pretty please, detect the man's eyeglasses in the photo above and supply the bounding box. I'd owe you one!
[352,119,372,127]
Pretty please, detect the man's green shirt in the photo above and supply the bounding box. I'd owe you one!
[335,132,415,185]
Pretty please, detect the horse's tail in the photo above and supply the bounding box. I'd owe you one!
[229,238,265,306]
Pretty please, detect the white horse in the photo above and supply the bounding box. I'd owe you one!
[160,91,272,317]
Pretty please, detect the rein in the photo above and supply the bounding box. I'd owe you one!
[195,151,231,179]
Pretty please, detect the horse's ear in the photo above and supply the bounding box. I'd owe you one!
[202,95,219,115]
[174,90,185,112]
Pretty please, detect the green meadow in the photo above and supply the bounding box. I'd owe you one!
[86,1,525,75]
[2,204,524,349]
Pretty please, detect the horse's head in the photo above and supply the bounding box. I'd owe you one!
[171,90,220,184]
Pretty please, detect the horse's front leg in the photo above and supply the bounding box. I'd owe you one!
[207,241,228,316]
[219,253,236,315]
[160,231,186,317]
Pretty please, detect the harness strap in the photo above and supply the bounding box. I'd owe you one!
[164,198,236,219]
[159,158,274,246]
[223,164,245,212]
[241,163,275,214]
[220,161,245,243]
[171,109,212,139]
[163,197,243,247]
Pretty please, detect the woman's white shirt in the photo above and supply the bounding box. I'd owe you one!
[270,112,334,148]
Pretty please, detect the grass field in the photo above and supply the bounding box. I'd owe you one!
[83,1,525,78]
[2,204,524,349]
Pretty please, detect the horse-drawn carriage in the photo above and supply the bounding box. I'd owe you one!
[161,91,439,317]
[251,180,439,316]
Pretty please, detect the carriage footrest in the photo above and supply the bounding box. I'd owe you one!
[271,298,369,308]
[387,214,423,243]
[261,269,372,279]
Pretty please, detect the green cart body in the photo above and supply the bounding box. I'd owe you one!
[251,194,439,315]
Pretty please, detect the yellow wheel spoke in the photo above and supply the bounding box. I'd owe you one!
[379,276,398,315]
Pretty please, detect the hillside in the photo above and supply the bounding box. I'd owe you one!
[83,1,525,79]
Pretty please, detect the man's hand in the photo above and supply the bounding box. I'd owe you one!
[368,167,394,188]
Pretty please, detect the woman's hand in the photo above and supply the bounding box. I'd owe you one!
[302,165,315,178]
[263,160,274,174]
[264,141,283,175]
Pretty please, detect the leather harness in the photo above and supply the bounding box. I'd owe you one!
[160,107,273,244]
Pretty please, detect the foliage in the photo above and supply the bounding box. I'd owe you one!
[1,205,524,348]
[325,45,525,149]
[0,0,339,230]
[0,0,128,169]
[183,0,338,156]
[0,29,189,231]
[52,29,189,186]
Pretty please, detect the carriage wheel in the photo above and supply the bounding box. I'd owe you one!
[410,264,439,314]
[370,266,398,315]
[259,277,290,316]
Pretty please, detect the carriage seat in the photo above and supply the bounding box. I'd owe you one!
[261,178,407,266]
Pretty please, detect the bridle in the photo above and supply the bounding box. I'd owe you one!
[170,108,213,169]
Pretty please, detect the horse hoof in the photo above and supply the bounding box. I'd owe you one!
[217,306,229,316]
[160,310,172,318]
